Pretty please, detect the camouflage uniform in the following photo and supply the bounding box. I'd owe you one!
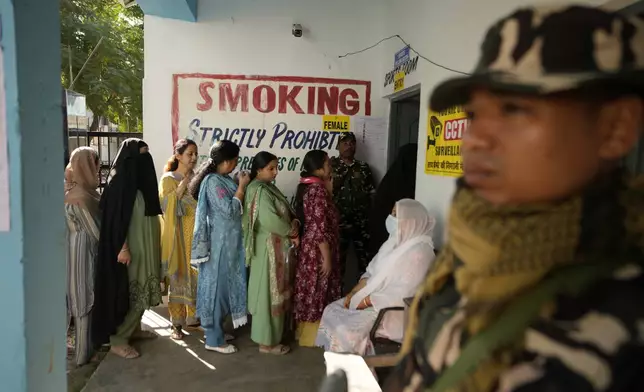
[330,134,375,281]
[387,6,644,392]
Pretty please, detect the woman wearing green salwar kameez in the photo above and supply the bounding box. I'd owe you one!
[92,139,163,359]
[243,152,299,355]
[109,191,162,350]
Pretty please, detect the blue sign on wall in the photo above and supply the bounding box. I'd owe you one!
[394,46,410,67]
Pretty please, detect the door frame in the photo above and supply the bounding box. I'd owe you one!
[387,86,421,168]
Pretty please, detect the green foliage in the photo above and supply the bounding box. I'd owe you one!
[60,0,144,132]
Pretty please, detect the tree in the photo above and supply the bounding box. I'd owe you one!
[60,0,144,132]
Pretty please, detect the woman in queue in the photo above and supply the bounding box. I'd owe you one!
[92,139,163,359]
[243,151,299,355]
[159,138,200,340]
[189,140,249,354]
[316,199,435,355]
[65,147,101,366]
[293,150,342,347]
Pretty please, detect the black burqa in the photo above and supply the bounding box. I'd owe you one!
[367,143,418,258]
[91,138,162,345]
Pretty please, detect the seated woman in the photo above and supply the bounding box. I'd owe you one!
[316,199,436,355]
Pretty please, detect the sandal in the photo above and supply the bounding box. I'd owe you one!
[259,344,291,355]
[225,333,235,342]
[171,326,185,340]
[205,344,238,354]
[131,330,157,341]
[110,345,140,359]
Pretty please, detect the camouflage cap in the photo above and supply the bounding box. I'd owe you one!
[430,5,644,112]
[338,132,356,143]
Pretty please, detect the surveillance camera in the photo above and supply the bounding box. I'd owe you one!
[292,24,303,38]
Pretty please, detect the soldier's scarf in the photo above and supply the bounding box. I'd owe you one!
[399,169,644,391]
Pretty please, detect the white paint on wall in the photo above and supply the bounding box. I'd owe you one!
[144,0,611,247]
[144,0,389,185]
[378,0,609,246]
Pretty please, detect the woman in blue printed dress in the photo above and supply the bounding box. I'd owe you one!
[189,140,250,354]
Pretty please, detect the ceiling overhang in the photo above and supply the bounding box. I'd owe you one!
[135,0,197,22]
[602,0,644,11]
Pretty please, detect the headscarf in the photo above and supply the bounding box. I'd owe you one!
[92,138,162,345]
[64,147,100,215]
[64,167,74,193]
[350,199,435,310]
[368,144,418,258]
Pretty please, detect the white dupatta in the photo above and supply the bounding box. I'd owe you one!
[350,199,436,310]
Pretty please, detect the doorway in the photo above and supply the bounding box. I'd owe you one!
[387,90,421,169]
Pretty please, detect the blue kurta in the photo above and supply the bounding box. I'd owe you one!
[191,173,247,346]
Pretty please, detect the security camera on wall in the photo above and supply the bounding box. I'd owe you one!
[292,24,303,38]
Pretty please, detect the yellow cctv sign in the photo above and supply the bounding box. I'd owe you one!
[425,106,468,177]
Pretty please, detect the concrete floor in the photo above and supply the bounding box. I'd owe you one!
[82,306,326,392]
[82,249,362,392]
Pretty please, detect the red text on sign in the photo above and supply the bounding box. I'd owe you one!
[196,82,362,116]
[443,118,469,141]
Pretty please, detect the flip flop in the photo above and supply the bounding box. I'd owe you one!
[259,344,291,355]
[110,345,140,359]
[205,344,238,354]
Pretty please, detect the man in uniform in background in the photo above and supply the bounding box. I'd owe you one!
[330,132,375,286]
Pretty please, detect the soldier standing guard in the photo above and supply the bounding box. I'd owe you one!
[330,132,375,286]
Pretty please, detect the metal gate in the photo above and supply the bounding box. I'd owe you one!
[67,129,142,190]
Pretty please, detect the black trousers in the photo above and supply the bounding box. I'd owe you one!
[338,219,370,285]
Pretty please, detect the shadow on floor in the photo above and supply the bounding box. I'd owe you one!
[82,306,326,392]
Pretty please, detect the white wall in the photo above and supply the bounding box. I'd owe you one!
[376,0,608,245]
[144,0,389,186]
[144,0,609,245]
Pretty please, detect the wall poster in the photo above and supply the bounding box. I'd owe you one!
[172,74,375,200]
[424,106,468,177]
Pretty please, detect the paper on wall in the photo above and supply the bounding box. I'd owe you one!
[352,116,388,183]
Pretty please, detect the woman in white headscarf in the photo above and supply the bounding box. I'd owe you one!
[315,199,436,355]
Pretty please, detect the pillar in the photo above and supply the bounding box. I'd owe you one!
[0,0,65,391]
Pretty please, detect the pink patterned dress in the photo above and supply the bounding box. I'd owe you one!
[294,183,341,322]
